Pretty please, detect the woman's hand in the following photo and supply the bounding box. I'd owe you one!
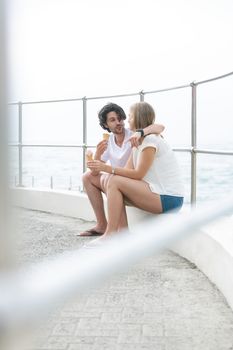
[126,131,142,148]
[87,160,107,173]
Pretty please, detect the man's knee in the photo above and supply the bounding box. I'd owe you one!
[82,171,102,191]
[82,171,92,186]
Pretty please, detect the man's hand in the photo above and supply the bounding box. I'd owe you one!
[95,140,108,159]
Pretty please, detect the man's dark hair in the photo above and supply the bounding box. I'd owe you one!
[98,103,126,132]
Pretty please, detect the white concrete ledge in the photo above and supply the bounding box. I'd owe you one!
[11,187,97,221]
[171,217,233,310]
[11,187,233,310]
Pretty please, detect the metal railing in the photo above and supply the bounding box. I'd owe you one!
[9,72,233,204]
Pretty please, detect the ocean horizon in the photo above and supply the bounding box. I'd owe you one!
[9,142,233,205]
[8,74,233,205]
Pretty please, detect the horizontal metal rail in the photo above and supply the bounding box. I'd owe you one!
[174,148,233,156]
[9,143,85,148]
[8,72,233,106]
[8,97,83,106]
[194,149,233,156]
[195,71,233,85]
[9,143,233,156]
[86,91,141,100]
[144,83,191,95]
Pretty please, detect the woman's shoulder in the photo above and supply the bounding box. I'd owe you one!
[143,134,161,143]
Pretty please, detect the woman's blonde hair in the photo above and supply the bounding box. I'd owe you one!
[130,102,155,130]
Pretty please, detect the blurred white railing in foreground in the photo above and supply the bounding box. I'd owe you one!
[0,195,233,349]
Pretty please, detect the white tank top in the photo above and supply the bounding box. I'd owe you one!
[101,128,133,167]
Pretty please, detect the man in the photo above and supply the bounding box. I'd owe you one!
[78,103,164,236]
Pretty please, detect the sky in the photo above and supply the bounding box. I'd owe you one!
[7,0,233,100]
[6,0,233,146]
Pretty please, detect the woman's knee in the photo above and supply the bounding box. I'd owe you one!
[107,175,122,190]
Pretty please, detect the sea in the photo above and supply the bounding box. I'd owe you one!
[8,77,233,205]
[9,143,233,205]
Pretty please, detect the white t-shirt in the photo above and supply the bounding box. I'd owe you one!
[101,128,133,167]
[132,134,185,197]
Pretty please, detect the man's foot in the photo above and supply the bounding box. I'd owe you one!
[76,228,104,237]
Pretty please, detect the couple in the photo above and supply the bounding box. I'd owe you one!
[79,101,184,242]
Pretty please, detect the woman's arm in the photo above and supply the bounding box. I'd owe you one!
[127,123,164,148]
[88,147,156,180]
[124,153,134,169]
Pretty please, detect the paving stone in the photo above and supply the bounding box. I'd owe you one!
[52,323,77,336]
[68,345,94,350]
[116,344,164,350]
[15,208,233,350]
[101,312,122,323]
[94,336,118,344]
[142,324,164,337]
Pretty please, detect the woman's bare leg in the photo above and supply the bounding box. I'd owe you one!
[105,176,162,235]
[118,205,128,231]
[101,174,128,231]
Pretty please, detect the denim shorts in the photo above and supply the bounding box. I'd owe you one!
[160,195,184,213]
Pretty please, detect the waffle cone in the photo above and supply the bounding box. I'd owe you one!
[86,150,93,162]
[103,133,110,141]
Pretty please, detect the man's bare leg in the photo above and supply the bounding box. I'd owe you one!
[80,171,108,235]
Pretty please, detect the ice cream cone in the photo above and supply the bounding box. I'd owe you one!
[103,133,110,141]
[86,150,93,162]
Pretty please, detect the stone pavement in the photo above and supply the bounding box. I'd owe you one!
[14,208,233,350]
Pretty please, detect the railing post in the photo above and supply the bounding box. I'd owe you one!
[68,176,72,191]
[82,97,87,174]
[140,90,144,101]
[0,0,10,271]
[50,176,53,189]
[191,82,197,205]
[18,101,23,187]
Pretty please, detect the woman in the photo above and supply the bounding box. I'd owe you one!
[87,102,184,238]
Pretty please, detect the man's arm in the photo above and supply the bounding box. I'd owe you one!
[143,123,164,136]
[87,140,108,176]
[94,140,108,161]
[128,123,165,148]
